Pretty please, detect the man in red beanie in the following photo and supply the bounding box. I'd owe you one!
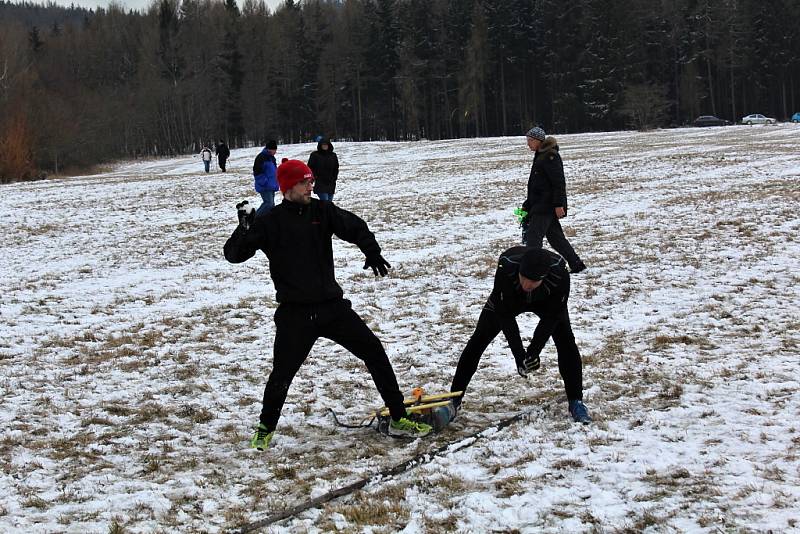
[224,159,432,450]
[449,246,591,424]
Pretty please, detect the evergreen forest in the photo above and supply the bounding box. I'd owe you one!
[1,0,798,181]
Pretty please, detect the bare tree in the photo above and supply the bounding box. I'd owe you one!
[619,82,670,130]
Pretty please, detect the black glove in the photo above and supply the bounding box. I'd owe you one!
[363,253,391,277]
[515,348,541,377]
[236,200,255,231]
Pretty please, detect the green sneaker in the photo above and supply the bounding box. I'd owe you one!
[388,416,432,438]
[250,423,274,450]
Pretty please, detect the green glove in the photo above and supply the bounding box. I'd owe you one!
[513,207,528,224]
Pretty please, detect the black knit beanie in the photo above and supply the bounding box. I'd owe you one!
[519,249,550,280]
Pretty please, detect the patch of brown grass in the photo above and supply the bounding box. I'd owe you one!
[327,490,410,527]
[496,474,529,497]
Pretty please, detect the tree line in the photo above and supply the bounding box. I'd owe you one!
[1,0,798,182]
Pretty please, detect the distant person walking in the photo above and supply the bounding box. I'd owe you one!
[200,146,213,173]
[523,127,586,274]
[450,246,592,424]
[253,140,278,216]
[308,137,339,202]
[216,140,230,172]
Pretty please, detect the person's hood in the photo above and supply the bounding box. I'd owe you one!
[536,137,559,157]
[316,138,334,152]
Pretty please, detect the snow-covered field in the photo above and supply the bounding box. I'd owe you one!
[1,125,799,533]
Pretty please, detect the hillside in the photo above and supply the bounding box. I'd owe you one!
[1,125,799,532]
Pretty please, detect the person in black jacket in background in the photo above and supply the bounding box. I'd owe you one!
[224,159,432,450]
[308,138,339,201]
[523,126,586,274]
[215,140,230,172]
[450,246,592,423]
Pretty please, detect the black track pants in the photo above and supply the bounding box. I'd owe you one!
[450,305,583,401]
[525,213,582,270]
[259,299,406,430]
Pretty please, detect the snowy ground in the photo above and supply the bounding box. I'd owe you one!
[1,125,799,533]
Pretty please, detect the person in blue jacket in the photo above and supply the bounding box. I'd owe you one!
[253,140,279,215]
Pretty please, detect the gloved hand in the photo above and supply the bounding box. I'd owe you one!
[515,348,541,377]
[236,200,255,231]
[363,253,391,277]
[513,207,529,226]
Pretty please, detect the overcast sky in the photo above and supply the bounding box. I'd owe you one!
[38,0,284,12]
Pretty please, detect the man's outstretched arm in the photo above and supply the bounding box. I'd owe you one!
[223,201,266,263]
[327,203,390,276]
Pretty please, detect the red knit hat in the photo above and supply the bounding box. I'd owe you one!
[277,158,314,193]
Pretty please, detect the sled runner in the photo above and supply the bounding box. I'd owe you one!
[396,389,463,408]
[329,389,463,434]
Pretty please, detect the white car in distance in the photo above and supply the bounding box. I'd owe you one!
[741,113,776,125]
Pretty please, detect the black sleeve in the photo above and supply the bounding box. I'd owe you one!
[223,218,269,263]
[307,152,319,176]
[326,202,381,257]
[333,153,339,179]
[253,152,266,176]
[544,154,567,207]
[489,267,526,361]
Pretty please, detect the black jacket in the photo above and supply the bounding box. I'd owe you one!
[223,198,381,304]
[308,139,340,195]
[526,137,568,214]
[487,246,570,360]
[216,143,230,160]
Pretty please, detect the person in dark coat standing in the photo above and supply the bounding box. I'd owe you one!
[215,140,230,172]
[308,138,339,202]
[224,159,433,450]
[253,140,279,216]
[523,127,586,274]
[450,246,592,423]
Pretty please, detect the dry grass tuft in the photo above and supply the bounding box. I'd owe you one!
[652,334,713,349]
[551,458,584,470]
[423,513,459,532]
[496,474,529,497]
[329,494,410,527]
[108,518,127,534]
[659,383,684,400]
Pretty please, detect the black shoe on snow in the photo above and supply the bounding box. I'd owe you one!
[569,400,592,424]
